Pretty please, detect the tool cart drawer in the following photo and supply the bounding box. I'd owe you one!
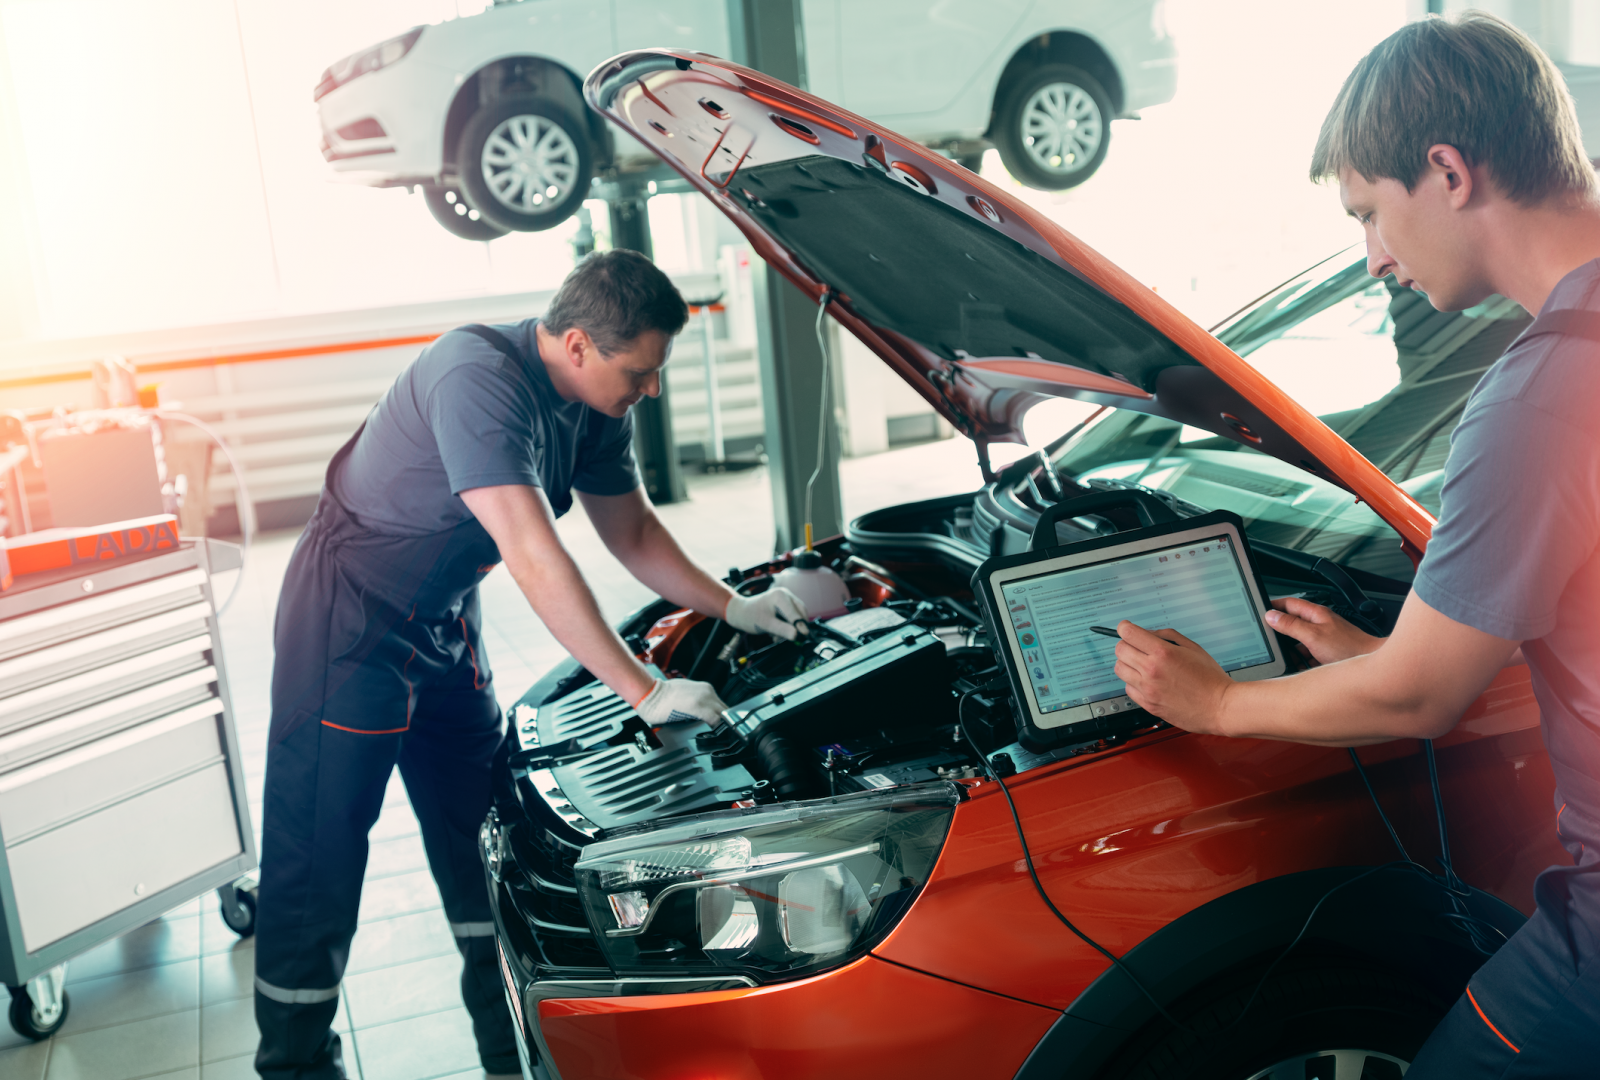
[7,762,243,951]
[0,702,227,843]
[0,544,256,983]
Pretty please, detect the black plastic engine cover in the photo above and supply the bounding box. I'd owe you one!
[508,626,954,831]
[713,627,953,797]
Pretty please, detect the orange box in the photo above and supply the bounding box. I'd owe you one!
[1,514,181,585]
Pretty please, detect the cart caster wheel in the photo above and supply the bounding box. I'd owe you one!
[218,884,257,937]
[8,984,68,1041]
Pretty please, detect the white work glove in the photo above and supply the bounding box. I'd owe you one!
[724,587,810,641]
[634,678,729,725]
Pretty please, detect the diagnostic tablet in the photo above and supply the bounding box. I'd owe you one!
[975,510,1286,748]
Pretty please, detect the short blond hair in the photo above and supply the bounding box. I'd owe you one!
[1311,12,1594,204]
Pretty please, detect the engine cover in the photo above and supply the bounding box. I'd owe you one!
[511,626,952,833]
[715,626,951,751]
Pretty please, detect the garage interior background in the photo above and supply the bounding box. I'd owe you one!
[10,0,1592,537]
[1,1,1599,1076]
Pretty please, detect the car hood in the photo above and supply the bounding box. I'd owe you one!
[584,51,1434,552]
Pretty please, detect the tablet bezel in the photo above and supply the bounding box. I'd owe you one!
[981,514,1287,741]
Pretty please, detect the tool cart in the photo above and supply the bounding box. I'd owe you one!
[0,519,257,1039]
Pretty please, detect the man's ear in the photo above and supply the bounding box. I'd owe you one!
[1425,143,1476,210]
[562,327,597,368]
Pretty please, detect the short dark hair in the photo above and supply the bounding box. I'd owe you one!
[541,249,689,355]
[1310,12,1594,205]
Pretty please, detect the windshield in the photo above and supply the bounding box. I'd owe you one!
[1048,258,1531,584]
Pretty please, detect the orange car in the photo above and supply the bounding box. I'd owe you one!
[480,52,1561,1080]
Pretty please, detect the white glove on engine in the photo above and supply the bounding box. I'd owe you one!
[724,587,810,640]
[634,678,729,725]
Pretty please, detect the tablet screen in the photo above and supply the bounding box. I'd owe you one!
[999,534,1274,716]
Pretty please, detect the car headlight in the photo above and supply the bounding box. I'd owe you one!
[574,782,960,983]
[313,27,424,102]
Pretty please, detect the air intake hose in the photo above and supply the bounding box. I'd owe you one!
[753,731,816,799]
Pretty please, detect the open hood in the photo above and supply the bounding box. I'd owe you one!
[584,51,1433,551]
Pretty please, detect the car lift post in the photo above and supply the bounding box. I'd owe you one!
[731,0,846,553]
[607,179,688,505]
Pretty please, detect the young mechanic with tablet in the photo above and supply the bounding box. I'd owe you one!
[1110,14,1600,1078]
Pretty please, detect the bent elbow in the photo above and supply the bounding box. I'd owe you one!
[1401,705,1459,741]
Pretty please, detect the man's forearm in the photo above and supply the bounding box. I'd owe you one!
[614,512,735,619]
[1215,652,1456,746]
[1116,592,1518,746]
[506,545,656,704]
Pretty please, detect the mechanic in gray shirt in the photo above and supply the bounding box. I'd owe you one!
[1111,14,1600,1079]
[253,251,807,1080]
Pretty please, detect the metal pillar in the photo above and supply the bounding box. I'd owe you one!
[607,181,687,505]
[733,0,843,552]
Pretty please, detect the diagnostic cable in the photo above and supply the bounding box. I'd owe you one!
[956,685,1507,1037]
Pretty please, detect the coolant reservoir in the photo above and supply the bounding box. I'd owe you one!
[771,551,851,620]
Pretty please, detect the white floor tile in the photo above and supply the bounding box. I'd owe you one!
[60,959,200,1036]
[346,911,457,975]
[350,1007,481,1080]
[44,1009,198,1080]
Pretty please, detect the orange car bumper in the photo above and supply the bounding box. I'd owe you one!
[537,955,1060,1080]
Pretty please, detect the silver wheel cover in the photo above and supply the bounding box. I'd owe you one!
[480,114,580,215]
[1020,81,1103,175]
[1242,1047,1409,1080]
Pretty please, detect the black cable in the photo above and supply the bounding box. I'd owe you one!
[957,689,1195,1033]
[958,688,1506,1039]
[1347,747,1412,863]
[1348,741,1504,957]
[1423,741,1462,888]
[685,619,727,682]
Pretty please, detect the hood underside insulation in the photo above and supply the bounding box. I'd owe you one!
[734,155,1201,395]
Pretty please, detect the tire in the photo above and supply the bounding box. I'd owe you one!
[994,64,1113,191]
[424,183,509,241]
[1106,962,1447,1080]
[457,94,593,233]
[218,884,258,938]
[8,986,68,1041]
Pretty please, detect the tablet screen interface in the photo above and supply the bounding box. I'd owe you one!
[1000,535,1273,716]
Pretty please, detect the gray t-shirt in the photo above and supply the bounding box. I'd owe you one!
[1413,260,1600,822]
[332,319,640,536]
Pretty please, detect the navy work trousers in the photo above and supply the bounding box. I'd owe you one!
[1408,802,1600,1078]
[253,500,518,1080]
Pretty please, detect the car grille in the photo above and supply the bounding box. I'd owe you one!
[498,681,756,972]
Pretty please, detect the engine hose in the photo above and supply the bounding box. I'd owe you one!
[752,731,815,799]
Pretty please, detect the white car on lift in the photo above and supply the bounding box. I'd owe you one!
[313,0,1177,241]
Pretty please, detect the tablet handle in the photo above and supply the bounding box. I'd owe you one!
[1029,490,1180,550]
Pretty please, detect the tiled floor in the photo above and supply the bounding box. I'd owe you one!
[0,437,981,1080]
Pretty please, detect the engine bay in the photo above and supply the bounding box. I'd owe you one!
[506,466,1412,845]
[505,547,1119,837]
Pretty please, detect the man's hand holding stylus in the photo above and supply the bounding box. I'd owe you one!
[1112,621,1233,733]
[1114,600,1389,734]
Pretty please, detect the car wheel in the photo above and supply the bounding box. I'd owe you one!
[457,94,593,233]
[423,183,509,241]
[994,64,1112,191]
[1106,963,1447,1080]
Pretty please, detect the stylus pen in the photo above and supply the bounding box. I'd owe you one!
[1090,624,1184,646]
